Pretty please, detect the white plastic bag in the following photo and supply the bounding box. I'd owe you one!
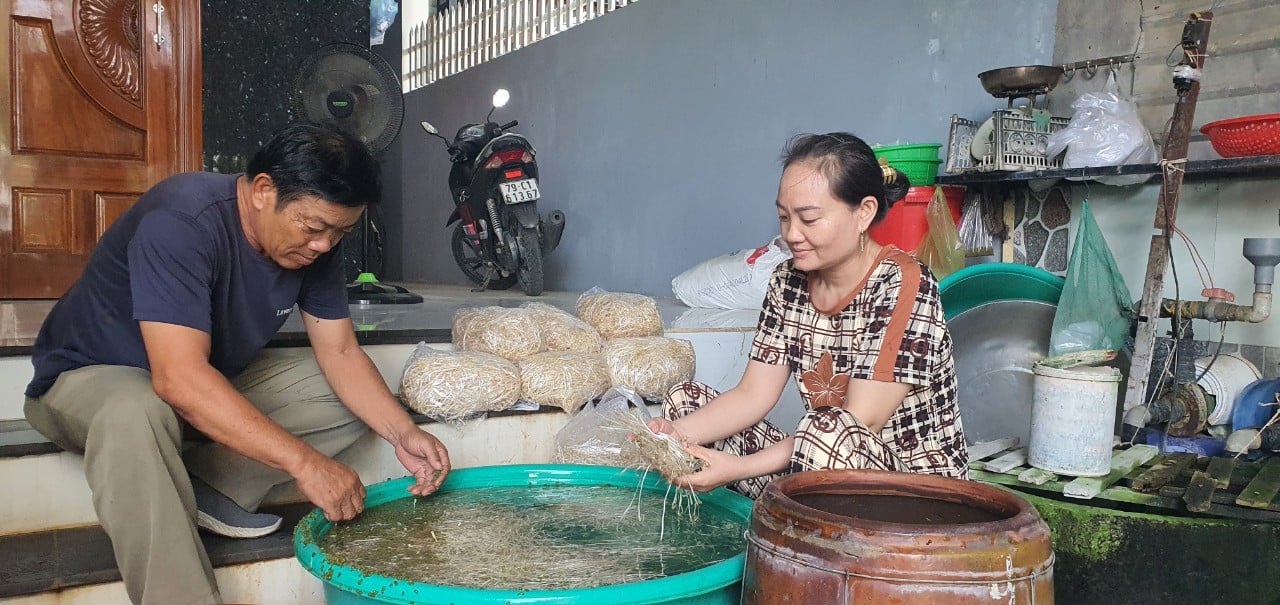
[671,237,791,309]
[552,386,652,466]
[1045,73,1156,187]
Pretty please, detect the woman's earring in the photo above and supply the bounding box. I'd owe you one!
[859,231,867,254]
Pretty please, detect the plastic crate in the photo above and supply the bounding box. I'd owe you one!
[945,110,1070,173]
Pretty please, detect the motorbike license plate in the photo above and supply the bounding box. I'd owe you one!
[499,179,540,204]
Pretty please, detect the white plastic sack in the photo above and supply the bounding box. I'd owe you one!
[671,237,791,309]
[1045,73,1156,187]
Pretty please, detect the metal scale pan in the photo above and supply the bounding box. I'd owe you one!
[977,65,1064,109]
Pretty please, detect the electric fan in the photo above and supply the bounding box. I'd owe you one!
[291,42,421,304]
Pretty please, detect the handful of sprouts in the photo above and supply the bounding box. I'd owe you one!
[609,412,705,523]
[608,412,703,480]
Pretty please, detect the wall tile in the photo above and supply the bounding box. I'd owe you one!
[1240,344,1267,374]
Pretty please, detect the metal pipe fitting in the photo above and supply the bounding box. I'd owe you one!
[1160,291,1272,323]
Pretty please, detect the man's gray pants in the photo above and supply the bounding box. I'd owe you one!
[24,348,369,605]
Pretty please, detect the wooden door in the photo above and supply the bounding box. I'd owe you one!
[0,0,201,298]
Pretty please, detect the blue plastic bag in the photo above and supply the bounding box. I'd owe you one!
[370,0,398,46]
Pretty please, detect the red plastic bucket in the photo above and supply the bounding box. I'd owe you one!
[868,186,964,253]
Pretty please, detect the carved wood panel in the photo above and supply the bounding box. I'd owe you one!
[13,188,74,252]
[94,192,138,239]
[13,17,145,158]
[1,0,202,298]
[78,0,143,106]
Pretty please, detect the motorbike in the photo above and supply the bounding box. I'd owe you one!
[420,89,565,296]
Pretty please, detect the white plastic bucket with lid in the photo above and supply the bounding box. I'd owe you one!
[1028,363,1122,477]
[1195,353,1260,426]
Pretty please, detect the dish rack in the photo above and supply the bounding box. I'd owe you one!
[945,110,1071,173]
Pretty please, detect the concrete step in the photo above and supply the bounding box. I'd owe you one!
[1,502,318,603]
[0,558,323,605]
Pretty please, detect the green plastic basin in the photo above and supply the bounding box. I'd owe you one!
[872,143,942,162]
[294,464,754,605]
[938,263,1064,320]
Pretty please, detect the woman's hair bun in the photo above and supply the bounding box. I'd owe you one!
[883,168,910,208]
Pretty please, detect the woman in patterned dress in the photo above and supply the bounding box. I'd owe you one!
[649,132,967,499]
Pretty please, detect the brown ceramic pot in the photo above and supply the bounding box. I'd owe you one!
[742,469,1054,604]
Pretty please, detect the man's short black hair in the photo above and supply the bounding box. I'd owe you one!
[246,122,381,210]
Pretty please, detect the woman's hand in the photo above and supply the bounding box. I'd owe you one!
[647,417,689,446]
[670,444,743,493]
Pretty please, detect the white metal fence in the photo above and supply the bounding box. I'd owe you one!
[404,0,637,91]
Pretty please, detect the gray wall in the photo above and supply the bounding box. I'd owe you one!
[394,0,1058,296]
[1048,0,1280,353]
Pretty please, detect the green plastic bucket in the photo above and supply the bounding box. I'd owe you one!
[938,263,1064,320]
[294,464,754,605]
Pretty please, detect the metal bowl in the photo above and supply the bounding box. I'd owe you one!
[978,65,1065,98]
[951,299,1056,445]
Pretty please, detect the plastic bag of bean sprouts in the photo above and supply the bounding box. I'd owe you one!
[400,343,522,423]
[604,337,696,401]
[522,302,604,353]
[455,306,546,362]
[552,386,652,467]
[518,351,612,412]
[450,306,484,347]
[576,287,664,339]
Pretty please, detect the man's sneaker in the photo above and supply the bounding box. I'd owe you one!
[191,476,283,539]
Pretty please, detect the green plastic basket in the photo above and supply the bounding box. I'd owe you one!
[294,465,754,605]
[873,143,942,163]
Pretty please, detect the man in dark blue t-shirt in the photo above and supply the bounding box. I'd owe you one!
[24,123,451,605]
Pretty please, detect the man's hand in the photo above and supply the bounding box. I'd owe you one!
[294,453,365,522]
[394,427,451,496]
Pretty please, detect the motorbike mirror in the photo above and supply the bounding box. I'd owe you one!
[491,89,510,109]
[420,121,439,135]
